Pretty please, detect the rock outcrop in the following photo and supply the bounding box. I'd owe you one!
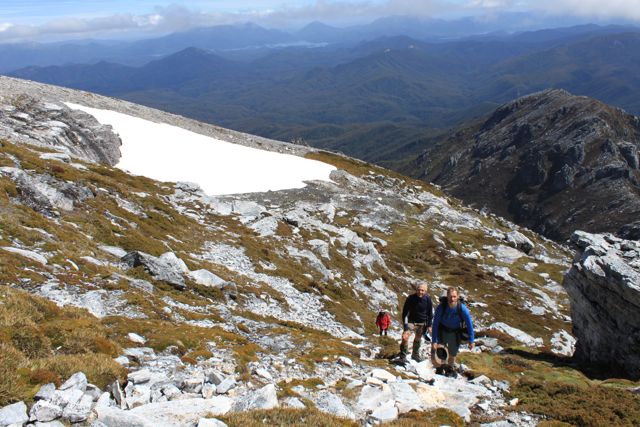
[564,231,640,378]
[0,94,122,165]
[408,89,640,241]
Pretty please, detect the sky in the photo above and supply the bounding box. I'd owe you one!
[64,102,336,196]
[1,0,639,43]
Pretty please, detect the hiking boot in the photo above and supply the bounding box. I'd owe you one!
[444,366,458,378]
[435,367,445,375]
[411,354,423,362]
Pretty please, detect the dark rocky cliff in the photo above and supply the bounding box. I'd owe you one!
[407,89,640,241]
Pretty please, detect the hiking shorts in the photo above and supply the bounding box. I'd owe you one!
[440,329,461,357]
[405,323,428,335]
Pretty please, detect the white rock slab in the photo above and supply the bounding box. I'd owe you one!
[1,246,48,264]
[97,397,232,427]
[369,399,398,423]
[370,368,396,383]
[356,384,393,413]
[390,381,423,414]
[489,322,544,347]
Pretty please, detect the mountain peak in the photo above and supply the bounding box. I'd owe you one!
[413,89,640,241]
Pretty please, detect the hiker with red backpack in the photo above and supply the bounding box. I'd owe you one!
[431,286,474,377]
[375,311,391,336]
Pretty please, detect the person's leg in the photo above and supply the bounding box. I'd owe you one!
[400,329,412,356]
[442,330,460,376]
[432,344,445,374]
[411,324,426,361]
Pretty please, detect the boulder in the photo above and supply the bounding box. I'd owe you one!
[188,269,226,288]
[0,401,29,426]
[564,231,640,378]
[34,383,56,401]
[504,231,534,254]
[121,251,186,290]
[29,400,63,422]
[58,372,87,392]
[62,392,93,423]
[313,391,355,420]
[233,384,279,411]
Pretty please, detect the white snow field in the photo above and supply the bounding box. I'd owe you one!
[65,103,336,195]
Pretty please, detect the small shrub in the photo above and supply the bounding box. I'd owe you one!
[31,353,126,390]
[28,369,60,387]
[11,325,52,358]
[0,343,29,406]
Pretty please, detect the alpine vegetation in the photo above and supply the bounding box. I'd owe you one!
[0,76,639,426]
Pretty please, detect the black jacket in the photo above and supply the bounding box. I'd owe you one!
[401,294,433,326]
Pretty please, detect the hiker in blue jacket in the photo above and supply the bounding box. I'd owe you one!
[431,287,474,376]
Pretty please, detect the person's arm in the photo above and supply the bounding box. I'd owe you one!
[426,297,433,329]
[431,304,442,344]
[401,296,412,329]
[463,304,475,347]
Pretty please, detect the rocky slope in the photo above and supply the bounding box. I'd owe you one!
[405,89,640,242]
[565,231,640,379]
[0,77,638,426]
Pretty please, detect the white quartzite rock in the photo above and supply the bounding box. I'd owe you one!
[233,384,279,411]
[313,391,355,420]
[489,322,543,347]
[1,246,48,265]
[390,381,423,414]
[369,399,398,423]
[189,269,226,288]
[127,333,147,344]
[29,400,62,423]
[197,419,228,427]
[216,377,236,394]
[97,397,232,427]
[0,401,29,426]
[62,392,93,423]
[34,383,56,401]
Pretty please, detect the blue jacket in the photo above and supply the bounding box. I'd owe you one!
[432,302,474,344]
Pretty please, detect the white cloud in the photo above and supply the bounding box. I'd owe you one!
[532,0,640,20]
[0,0,638,43]
[465,0,514,8]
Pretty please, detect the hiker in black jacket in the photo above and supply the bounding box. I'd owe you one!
[400,283,433,362]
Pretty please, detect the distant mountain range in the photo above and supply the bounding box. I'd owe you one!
[8,25,640,171]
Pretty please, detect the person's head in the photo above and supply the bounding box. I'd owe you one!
[447,287,459,307]
[416,283,428,297]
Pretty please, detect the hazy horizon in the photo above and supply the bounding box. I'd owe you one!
[1,0,639,44]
